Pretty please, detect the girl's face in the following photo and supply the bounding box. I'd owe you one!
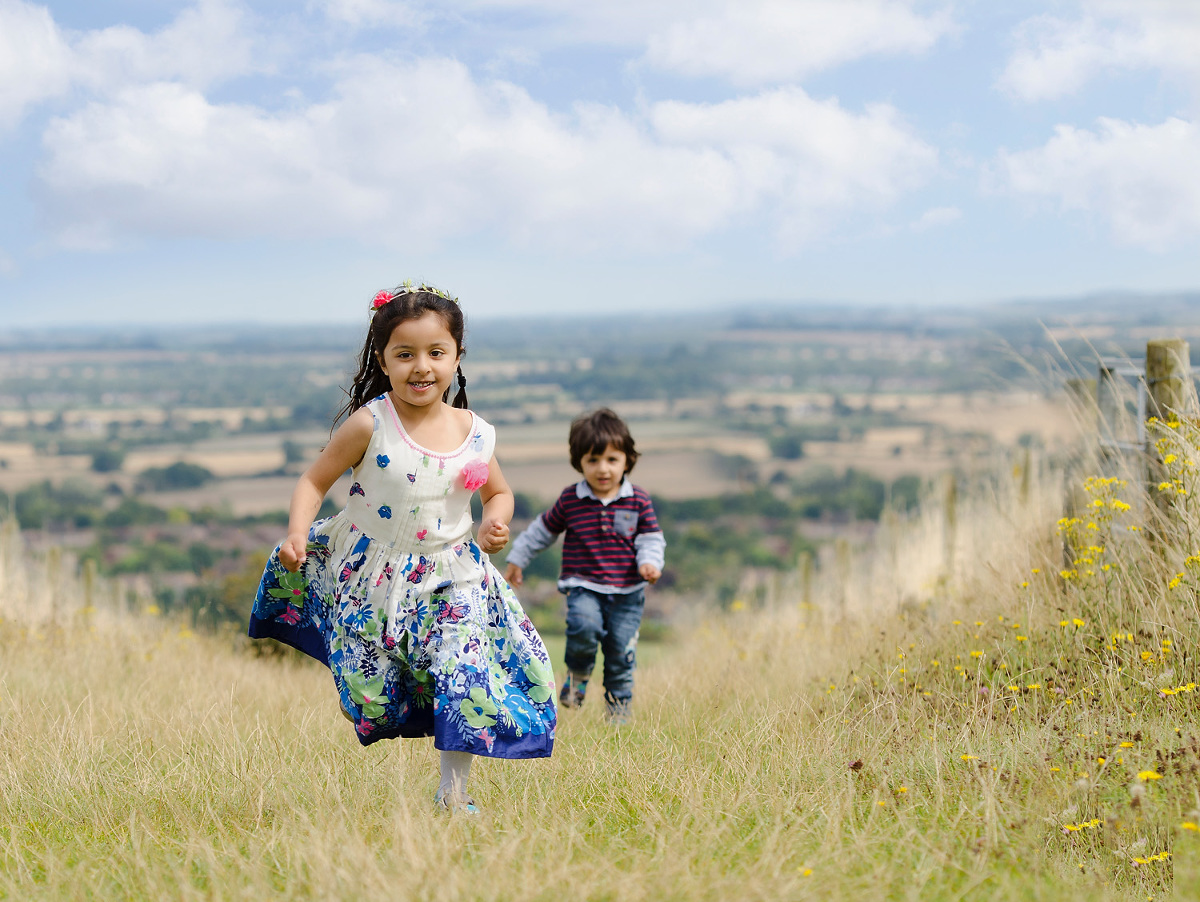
[377,312,461,411]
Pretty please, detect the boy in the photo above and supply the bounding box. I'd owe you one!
[504,408,665,723]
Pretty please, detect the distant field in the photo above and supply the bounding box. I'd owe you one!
[0,391,1078,512]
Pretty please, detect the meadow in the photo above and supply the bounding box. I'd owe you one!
[3,412,1200,901]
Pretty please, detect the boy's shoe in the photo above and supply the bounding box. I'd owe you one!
[559,671,589,708]
[434,791,479,815]
[605,697,632,726]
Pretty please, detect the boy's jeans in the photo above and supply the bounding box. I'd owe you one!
[563,587,645,708]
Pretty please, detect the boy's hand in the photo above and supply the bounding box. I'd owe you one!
[639,563,661,584]
[504,563,524,586]
[478,517,510,554]
[279,534,308,572]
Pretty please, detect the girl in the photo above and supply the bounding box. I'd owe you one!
[249,283,556,813]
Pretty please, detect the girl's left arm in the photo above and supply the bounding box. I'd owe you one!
[477,455,514,554]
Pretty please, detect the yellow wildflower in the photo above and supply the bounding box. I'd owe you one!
[1138,771,1162,781]
[1132,851,1170,865]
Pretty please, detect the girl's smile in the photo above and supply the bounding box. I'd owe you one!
[377,312,461,411]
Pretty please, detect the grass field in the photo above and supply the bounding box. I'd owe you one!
[3,426,1198,899]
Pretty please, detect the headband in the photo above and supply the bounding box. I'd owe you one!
[370,281,459,312]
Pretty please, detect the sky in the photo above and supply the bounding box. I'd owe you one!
[1,0,1199,326]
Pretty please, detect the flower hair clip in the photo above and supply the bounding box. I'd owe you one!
[369,281,459,312]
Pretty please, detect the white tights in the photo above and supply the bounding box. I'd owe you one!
[438,750,474,799]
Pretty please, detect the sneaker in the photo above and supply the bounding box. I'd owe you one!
[605,696,632,726]
[434,791,480,815]
[559,671,589,708]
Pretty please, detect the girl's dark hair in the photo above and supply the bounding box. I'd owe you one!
[335,284,468,425]
[568,408,638,474]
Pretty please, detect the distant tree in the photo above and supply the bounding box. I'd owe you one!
[91,446,126,473]
[136,461,215,492]
[768,433,804,460]
[103,497,169,528]
[14,479,103,529]
[188,542,218,575]
[282,439,306,465]
[890,475,923,512]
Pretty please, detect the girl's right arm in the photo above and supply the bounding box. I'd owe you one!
[279,407,374,572]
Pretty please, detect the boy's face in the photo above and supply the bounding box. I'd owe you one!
[580,443,627,499]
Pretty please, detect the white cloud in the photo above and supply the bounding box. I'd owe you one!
[0,0,269,132]
[996,116,1200,248]
[72,0,266,93]
[0,0,72,128]
[0,247,15,276]
[651,89,937,243]
[644,0,955,85]
[911,206,961,231]
[316,0,426,29]
[316,0,954,81]
[1000,1,1200,101]
[36,58,936,252]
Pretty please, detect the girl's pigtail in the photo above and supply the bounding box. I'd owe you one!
[333,320,391,429]
[453,366,469,410]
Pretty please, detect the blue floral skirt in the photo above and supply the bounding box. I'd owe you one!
[249,515,556,756]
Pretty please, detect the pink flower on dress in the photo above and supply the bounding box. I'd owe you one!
[461,458,489,492]
[371,290,393,309]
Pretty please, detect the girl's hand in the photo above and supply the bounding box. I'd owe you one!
[504,563,524,587]
[478,517,510,554]
[280,533,308,572]
[639,563,661,584]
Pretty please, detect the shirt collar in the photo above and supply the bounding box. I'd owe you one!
[575,477,633,505]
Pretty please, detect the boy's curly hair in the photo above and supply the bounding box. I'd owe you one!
[568,408,638,474]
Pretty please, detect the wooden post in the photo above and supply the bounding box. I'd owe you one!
[1146,339,1192,541]
[1146,340,1191,421]
[46,546,62,614]
[1017,446,1031,507]
[798,551,813,611]
[835,538,851,617]
[942,472,957,586]
[1097,364,1125,466]
[82,558,98,620]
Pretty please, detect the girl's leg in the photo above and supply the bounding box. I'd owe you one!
[438,749,474,804]
[598,589,645,721]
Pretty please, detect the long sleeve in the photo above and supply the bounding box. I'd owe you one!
[505,513,560,569]
[634,531,665,570]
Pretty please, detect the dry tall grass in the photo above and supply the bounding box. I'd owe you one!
[2,444,1197,900]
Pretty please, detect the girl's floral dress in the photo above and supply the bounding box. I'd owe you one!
[249,395,556,756]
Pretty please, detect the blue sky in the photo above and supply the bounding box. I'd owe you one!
[1,0,1198,326]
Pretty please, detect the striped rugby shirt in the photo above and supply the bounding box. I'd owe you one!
[506,478,666,594]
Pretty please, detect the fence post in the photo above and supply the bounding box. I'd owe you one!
[1145,339,1192,539]
[835,538,851,617]
[1146,340,1191,420]
[941,472,957,587]
[798,550,813,612]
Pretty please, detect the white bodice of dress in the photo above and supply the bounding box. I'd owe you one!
[339,395,495,553]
